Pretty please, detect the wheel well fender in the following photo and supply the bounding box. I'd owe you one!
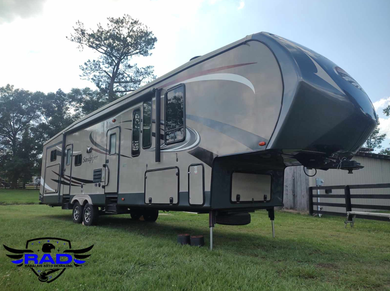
[71,195,93,206]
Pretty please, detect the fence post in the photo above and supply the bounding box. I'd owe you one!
[309,187,313,215]
[344,186,352,213]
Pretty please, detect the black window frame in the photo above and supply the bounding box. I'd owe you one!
[74,154,82,166]
[132,108,141,157]
[164,84,186,145]
[50,150,57,162]
[109,133,117,155]
[142,100,152,149]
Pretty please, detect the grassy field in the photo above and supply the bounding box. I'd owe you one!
[0,193,390,290]
[0,189,39,204]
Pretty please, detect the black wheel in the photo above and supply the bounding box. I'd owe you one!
[143,209,159,222]
[216,212,251,225]
[83,203,99,226]
[130,208,143,220]
[72,201,83,224]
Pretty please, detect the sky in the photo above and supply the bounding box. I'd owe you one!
[0,0,389,148]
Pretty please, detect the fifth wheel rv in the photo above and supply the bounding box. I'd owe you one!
[40,32,377,248]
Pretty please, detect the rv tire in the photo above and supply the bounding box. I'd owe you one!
[83,203,98,226]
[72,201,83,223]
[130,208,142,220]
[143,209,159,222]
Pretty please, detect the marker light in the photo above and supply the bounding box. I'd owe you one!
[259,141,266,146]
[121,198,125,201]
[112,119,116,122]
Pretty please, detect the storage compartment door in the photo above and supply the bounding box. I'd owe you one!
[231,173,271,202]
[189,164,204,205]
[145,167,179,204]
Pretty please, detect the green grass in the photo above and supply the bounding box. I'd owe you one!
[0,203,389,291]
[0,189,39,205]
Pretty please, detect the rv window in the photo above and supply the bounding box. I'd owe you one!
[75,154,82,166]
[109,133,117,155]
[66,149,72,166]
[143,101,152,149]
[132,109,141,156]
[50,150,57,162]
[165,85,185,144]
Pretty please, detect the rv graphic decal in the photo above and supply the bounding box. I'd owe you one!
[187,115,267,151]
[159,127,200,152]
[89,133,108,154]
[171,73,256,93]
[163,62,257,88]
[41,177,55,192]
[83,155,98,164]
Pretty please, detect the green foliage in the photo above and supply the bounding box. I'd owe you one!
[1,206,390,290]
[384,105,390,116]
[379,103,390,155]
[380,148,390,155]
[0,85,42,187]
[364,124,386,150]
[68,14,157,102]
[67,87,108,116]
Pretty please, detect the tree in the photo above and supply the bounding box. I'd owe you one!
[67,87,108,116]
[364,124,386,151]
[32,89,79,176]
[0,85,42,188]
[68,14,157,102]
[380,103,390,155]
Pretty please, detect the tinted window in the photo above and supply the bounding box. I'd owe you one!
[50,150,56,162]
[165,85,185,144]
[132,109,141,156]
[143,101,152,149]
[109,133,117,155]
[75,154,82,166]
[66,149,72,165]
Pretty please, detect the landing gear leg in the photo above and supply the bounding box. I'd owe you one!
[209,210,216,250]
[267,208,275,238]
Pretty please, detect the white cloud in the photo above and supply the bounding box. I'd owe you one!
[0,0,210,93]
[0,0,47,24]
[373,96,390,111]
[238,0,245,10]
[378,117,390,137]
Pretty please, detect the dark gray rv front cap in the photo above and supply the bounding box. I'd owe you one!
[252,32,376,163]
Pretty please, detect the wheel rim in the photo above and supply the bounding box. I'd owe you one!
[84,207,91,223]
[73,206,80,220]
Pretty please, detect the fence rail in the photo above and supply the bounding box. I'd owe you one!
[309,183,390,221]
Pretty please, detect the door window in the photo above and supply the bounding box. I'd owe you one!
[109,133,117,155]
[66,148,72,165]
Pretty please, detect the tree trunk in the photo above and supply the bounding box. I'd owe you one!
[11,176,18,189]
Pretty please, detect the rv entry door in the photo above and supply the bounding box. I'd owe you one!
[62,144,73,196]
[104,127,121,194]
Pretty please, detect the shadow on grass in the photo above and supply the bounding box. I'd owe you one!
[44,212,363,265]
